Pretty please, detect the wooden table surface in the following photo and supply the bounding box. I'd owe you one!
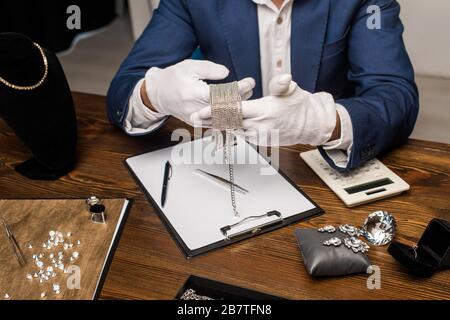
[0,92,449,300]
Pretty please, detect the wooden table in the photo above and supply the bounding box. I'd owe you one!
[0,92,449,300]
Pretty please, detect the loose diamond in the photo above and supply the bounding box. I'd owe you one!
[362,211,396,246]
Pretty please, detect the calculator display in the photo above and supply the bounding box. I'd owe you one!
[344,178,394,195]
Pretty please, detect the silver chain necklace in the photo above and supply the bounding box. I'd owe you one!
[210,82,243,217]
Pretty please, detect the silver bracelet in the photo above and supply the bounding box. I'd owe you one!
[210,82,243,217]
[180,289,214,300]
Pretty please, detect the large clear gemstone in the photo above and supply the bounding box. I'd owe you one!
[362,211,396,245]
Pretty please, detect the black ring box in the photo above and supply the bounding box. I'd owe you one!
[388,218,450,277]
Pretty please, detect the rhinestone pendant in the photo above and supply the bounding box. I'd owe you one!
[323,237,342,247]
[344,237,370,253]
[338,224,364,237]
[318,225,336,233]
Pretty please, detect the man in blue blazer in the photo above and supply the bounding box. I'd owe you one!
[107,0,419,171]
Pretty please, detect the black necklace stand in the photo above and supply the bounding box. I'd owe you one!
[0,33,77,180]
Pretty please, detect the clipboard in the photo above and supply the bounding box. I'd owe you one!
[125,136,323,258]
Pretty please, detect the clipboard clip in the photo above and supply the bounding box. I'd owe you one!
[220,211,283,241]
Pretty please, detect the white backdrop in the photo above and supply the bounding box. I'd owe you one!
[398,0,450,77]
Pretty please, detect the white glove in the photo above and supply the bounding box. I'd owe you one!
[192,74,337,146]
[145,59,255,126]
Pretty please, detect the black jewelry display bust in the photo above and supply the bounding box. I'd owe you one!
[0,33,77,180]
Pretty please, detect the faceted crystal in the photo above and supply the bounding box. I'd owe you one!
[362,211,396,245]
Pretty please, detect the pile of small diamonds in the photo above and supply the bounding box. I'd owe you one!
[23,230,82,299]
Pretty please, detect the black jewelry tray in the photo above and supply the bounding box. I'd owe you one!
[175,275,286,300]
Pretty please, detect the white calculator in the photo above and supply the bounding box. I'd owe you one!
[300,149,410,207]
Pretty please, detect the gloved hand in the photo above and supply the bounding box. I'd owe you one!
[192,74,337,146]
[144,59,255,126]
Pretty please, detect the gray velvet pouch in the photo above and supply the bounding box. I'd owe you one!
[295,228,371,277]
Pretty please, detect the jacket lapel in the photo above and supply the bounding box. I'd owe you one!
[291,0,330,93]
[219,0,263,98]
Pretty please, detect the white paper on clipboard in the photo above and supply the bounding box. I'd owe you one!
[125,136,318,252]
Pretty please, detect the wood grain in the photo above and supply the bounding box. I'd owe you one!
[0,199,128,300]
[0,92,449,300]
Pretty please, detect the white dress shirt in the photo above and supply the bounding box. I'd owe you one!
[125,0,353,166]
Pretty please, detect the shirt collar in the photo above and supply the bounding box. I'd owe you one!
[252,0,292,11]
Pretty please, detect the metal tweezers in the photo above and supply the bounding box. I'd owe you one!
[1,218,26,267]
[196,169,249,195]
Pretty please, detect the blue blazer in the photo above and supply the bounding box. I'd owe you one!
[107,0,419,171]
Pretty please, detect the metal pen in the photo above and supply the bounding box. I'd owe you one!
[161,161,172,207]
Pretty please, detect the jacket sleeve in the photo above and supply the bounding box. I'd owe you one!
[106,0,198,131]
[318,0,419,172]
